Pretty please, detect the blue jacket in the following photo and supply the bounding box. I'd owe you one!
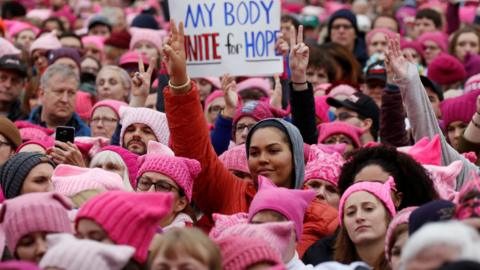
[28,106,91,137]
[210,114,234,155]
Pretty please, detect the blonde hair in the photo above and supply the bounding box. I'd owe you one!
[89,150,133,191]
[149,228,221,270]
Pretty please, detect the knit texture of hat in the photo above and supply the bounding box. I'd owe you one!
[339,177,397,227]
[464,74,480,94]
[39,233,135,270]
[0,260,41,270]
[29,32,62,55]
[427,53,466,85]
[440,89,480,129]
[464,53,480,78]
[219,144,250,175]
[119,106,170,146]
[406,135,442,166]
[0,152,55,199]
[90,99,128,119]
[236,78,271,97]
[455,177,480,221]
[0,116,21,148]
[328,9,359,37]
[217,235,283,270]
[129,27,166,53]
[248,178,315,240]
[424,160,463,201]
[15,120,54,143]
[75,191,173,263]
[232,101,288,137]
[317,121,363,148]
[304,144,345,187]
[418,31,448,53]
[99,146,139,187]
[136,154,201,201]
[52,164,125,197]
[384,207,417,261]
[0,192,73,252]
[209,213,249,240]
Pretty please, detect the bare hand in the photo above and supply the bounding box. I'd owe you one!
[131,53,156,97]
[220,74,238,118]
[385,34,410,81]
[289,25,309,84]
[48,141,86,167]
[162,20,189,89]
[275,32,289,57]
[270,74,282,109]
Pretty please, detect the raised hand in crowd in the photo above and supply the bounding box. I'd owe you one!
[129,53,157,107]
[288,25,309,91]
[220,73,238,118]
[162,20,190,93]
[270,74,283,109]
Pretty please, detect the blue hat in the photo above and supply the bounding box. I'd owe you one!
[131,14,159,30]
[327,9,359,37]
[408,199,455,235]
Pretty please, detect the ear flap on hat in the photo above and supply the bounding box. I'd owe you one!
[51,193,73,210]
[136,155,147,168]
[118,106,130,124]
[147,141,174,156]
[54,164,89,177]
[258,176,277,189]
[182,158,201,179]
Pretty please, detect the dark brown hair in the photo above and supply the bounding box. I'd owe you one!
[448,25,480,60]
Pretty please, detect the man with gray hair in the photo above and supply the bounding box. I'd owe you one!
[28,63,90,136]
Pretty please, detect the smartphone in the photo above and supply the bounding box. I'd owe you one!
[55,126,75,144]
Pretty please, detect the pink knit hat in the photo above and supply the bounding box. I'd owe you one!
[248,178,316,240]
[129,27,166,53]
[202,77,221,89]
[232,101,288,138]
[406,135,442,166]
[119,106,170,146]
[0,261,41,270]
[0,192,73,252]
[304,144,345,186]
[8,21,39,38]
[52,165,125,197]
[29,32,62,55]
[98,146,139,187]
[75,191,173,263]
[216,235,283,270]
[384,207,417,261]
[16,139,54,153]
[314,96,330,124]
[428,53,466,85]
[464,74,480,94]
[204,90,224,111]
[39,234,135,270]
[147,140,174,156]
[327,84,358,99]
[236,78,271,97]
[16,123,54,142]
[317,122,363,148]
[400,39,423,56]
[209,213,249,240]
[215,221,295,262]
[338,177,397,227]
[366,28,396,47]
[314,83,331,94]
[82,35,105,52]
[464,53,480,78]
[0,37,20,57]
[136,154,201,201]
[418,31,448,54]
[218,144,250,175]
[424,160,463,201]
[75,91,94,122]
[90,99,128,119]
[118,51,149,67]
[440,89,480,129]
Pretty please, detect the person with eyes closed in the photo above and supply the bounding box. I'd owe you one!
[334,177,398,270]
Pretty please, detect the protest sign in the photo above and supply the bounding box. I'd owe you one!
[169,0,283,77]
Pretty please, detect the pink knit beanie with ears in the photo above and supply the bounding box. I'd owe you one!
[406,135,442,166]
[418,31,448,54]
[236,78,272,97]
[204,90,225,111]
[384,206,417,261]
[304,144,345,187]
[209,213,249,240]
[0,192,73,253]
[129,27,166,53]
[119,106,170,146]
[75,191,174,263]
[146,140,174,156]
[423,160,463,201]
[247,178,316,240]
[98,146,139,187]
[314,96,330,124]
[218,144,250,175]
[440,89,480,129]
[29,32,62,55]
[317,121,363,148]
[339,177,397,227]
[232,101,288,138]
[90,99,128,119]
[136,154,201,201]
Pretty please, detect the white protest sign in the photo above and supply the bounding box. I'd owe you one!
[168,0,283,78]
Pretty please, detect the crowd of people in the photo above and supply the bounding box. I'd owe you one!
[0,0,480,269]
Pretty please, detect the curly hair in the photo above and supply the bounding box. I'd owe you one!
[338,146,439,209]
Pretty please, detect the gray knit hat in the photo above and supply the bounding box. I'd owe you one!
[0,152,55,199]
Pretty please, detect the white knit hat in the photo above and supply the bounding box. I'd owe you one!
[39,233,135,270]
[119,106,170,146]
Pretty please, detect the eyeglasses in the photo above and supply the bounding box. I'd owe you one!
[136,177,184,196]
[331,24,353,30]
[337,111,359,121]
[91,117,118,125]
[209,105,224,113]
[235,123,255,133]
[0,140,12,148]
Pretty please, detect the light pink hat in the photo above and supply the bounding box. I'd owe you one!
[16,139,54,153]
[339,177,397,227]
[82,35,106,51]
[210,213,249,240]
[405,135,442,166]
[219,144,250,175]
[366,28,396,47]
[29,32,62,55]
[384,207,417,261]
[129,27,166,53]
[26,9,52,21]
[52,165,125,197]
[201,77,221,89]
[39,233,135,270]
[317,121,363,148]
[465,74,480,94]
[423,160,463,201]
[136,154,201,201]
[119,106,170,146]
[204,90,224,111]
[327,84,357,99]
[304,144,345,187]
[237,78,271,97]
[8,21,39,38]
[248,178,316,240]
[0,37,20,57]
[147,140,174,156]
[91,99,128,119]
[0,192,73,252]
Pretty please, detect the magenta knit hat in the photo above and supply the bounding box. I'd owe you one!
[317,121,363,148]
[216,235,283,270]
[366,28,396,47]
[118,51,149,67]
[427,53,466,85]
[465,74,480,93]
[39,233,135,270]
[147,140,174,156]
[16,139,54,153]
[136,154,201,201]
[15,120,54,142]
[418,31,448,53]
[339,177,397,227]
[82,35,105,52]
[99,146,139,187]
[29,32,62,55]
[236,78,271,97]
[119,106,170,146]
[0,261,41,270]
[90,99,128,119]
[204,90,224,111]
[406,135,442,166]
[129,27,166,53]
[75,191,173,263]
[464,53,480,78]
[400,39,423,56]
[0,192,73,252]
[248,178,316,240]
[384,206,417,261]
[440,89,480,128]
[52,165,125,197]
[218,144,250,175]
[209,213,249,240]
[304,144,345,186]
[232,101,288,138]
[314,96,330,124]
[424,160,463,201]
